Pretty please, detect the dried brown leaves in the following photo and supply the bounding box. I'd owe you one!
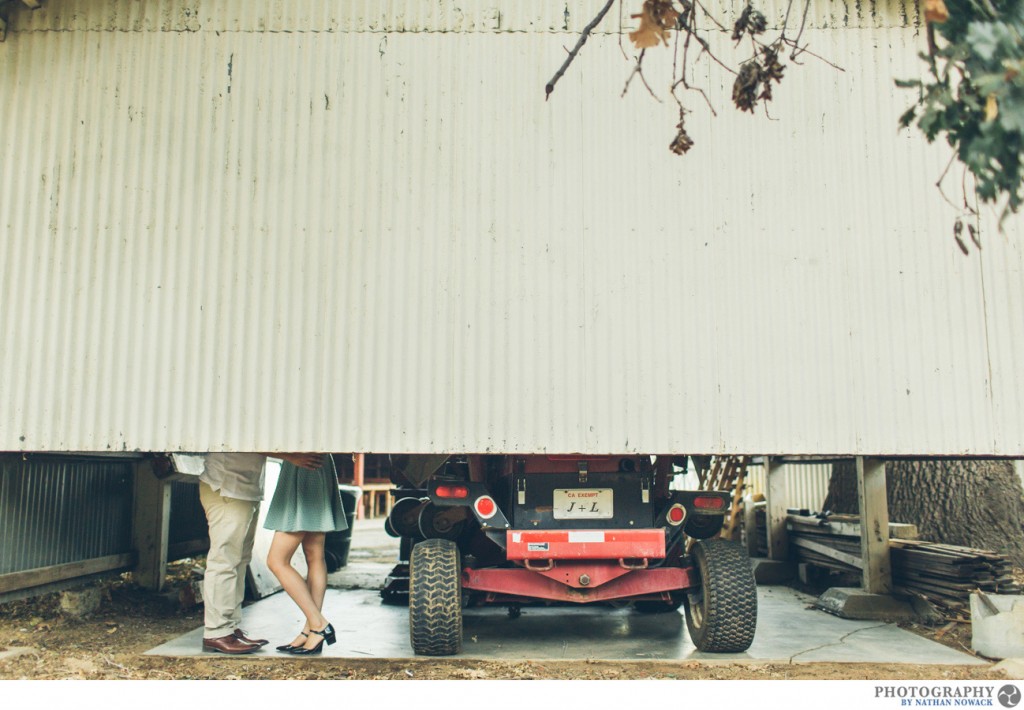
[733,44,786,113]
[670,110,695,155]
[925,0,950,24]
[732,4,767,42]
[630,0,680,49]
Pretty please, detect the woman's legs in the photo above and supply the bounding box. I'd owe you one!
[267,531,329,647]
[302,533,328,615]
[298,533,329,650]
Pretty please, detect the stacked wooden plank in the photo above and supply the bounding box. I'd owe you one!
[782,512,1022,621]
[890,539,1023,620]
[786,512,918,574]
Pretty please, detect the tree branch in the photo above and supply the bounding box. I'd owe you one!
[623,49,662,101]
[546,0,617,100]
[789,0,812,59]
[683,26,738,75]
[672,78,718,116]
[779,38,846,71]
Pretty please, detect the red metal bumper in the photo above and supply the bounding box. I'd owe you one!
[462,529,690,604]
[463,565,693,604]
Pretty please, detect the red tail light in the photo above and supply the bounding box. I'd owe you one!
[667,504,686,525]
[435,484,469,499]
[474,495,497,519]
[693,496,726,510]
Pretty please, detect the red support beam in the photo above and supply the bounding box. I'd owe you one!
[353,454,365,519]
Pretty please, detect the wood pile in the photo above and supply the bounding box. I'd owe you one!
[786,512,918,574]
[784,512,1023,621]
[890,539,1023,621]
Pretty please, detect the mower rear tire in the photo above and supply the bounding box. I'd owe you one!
[683,538,757,652]
[409,538,463,656]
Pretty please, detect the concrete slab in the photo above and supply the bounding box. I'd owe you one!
[147,580,984,664]
[992,658,1024,679]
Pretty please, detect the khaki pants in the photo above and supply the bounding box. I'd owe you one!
[199,481,259,638]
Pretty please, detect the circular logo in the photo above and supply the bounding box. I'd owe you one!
[998,685,1021,709]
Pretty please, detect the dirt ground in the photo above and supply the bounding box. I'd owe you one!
[0,565,1016,682]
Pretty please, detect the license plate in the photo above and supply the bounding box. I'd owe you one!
[553,488,613,519]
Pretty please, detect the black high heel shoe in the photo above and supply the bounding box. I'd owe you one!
[287,624,335,655]
[275,631,308,652]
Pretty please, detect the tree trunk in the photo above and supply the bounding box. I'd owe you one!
[823,459,1024,567]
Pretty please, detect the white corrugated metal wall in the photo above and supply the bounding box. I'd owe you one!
[1,0,1021,454]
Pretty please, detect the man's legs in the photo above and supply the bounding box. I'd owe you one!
[231,499,260,630]
[199,481,258,639]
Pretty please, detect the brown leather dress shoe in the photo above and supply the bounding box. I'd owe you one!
[203,634,260,655]
[234,629,269,647]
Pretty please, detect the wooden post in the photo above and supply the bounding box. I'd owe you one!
[764,457,788,560]
[743,497,760,557]
[353,453,366,520]
[856,456,891,594]
[353,453,365,486]
[131,459,170,592]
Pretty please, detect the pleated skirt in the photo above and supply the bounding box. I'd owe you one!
[263,457,349,533]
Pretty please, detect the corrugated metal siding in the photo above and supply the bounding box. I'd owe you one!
[10,0,920,33]
[1,1,1021,455]
[746,464,832,512]
[0,456,134,574]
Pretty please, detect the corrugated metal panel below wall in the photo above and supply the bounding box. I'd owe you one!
[746,464,833,513]
[0,455,134,575]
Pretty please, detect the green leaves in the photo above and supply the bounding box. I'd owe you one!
[898,0,1024,220]
[899,106,919,128]
[966,22,1002,61]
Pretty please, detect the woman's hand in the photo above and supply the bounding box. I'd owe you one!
[278,453,325,470]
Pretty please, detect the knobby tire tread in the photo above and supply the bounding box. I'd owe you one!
[409,538,463,656]
[685,538,758,652]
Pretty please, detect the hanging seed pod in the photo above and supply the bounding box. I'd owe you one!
[953,218,969,255]
[968,222,981,249]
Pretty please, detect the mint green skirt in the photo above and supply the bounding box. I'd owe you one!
[263,457,349,533]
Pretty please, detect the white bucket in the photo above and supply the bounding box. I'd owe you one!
[970,593,1024,660]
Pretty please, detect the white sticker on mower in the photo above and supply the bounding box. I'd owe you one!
[511,532,522,543]
[527,542,550,551]
[568,531,605,543]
